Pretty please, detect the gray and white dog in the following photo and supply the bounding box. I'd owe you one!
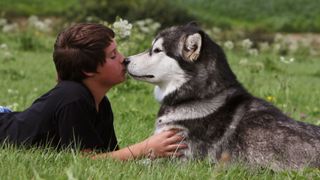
[126,23,320,170]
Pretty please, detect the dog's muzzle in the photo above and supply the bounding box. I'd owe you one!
[128,73,154,79]
[124,57,154,79]
[123,58,130,66]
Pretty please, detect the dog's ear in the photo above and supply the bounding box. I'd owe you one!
[182,33,202,62]
[186,21,199,27]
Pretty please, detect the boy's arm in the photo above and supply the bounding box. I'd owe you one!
[91,130,187,160]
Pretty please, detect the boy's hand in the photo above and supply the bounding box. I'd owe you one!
[143,129,188,159]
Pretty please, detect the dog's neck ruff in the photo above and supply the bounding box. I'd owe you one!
[156,89,237,125]
[154,86,165,103]
[154,76,188,103]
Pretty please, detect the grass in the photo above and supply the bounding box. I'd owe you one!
[1,147,319,179]
[0,30,320,178]
[0,0,78,16]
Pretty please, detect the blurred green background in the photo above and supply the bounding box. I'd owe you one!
[1,0,320,32]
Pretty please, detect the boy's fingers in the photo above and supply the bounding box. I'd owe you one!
[166,134,186,144]
[166,144,188,151]
[162,130,180,138]
[163,130,176,137]
[163,128,184,136]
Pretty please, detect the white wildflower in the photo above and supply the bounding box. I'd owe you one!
[258,42,270,52]
[3,51,13,60]
[288,57,295,63]
[274,33,283,42]
[149,22,160,33]
[28,15,39,25]
[139,26,150,33]
[239,58,248,65]
[273,43,281,53]
[0,43,8,50]
[279,56,295,64]
[86,16,94,22]
[136,20,146,27]
[135,19,160,34]
[100,21,109,28]
[224,41,234,50]
[113,18,132,39]
[212,27,221,34]
[7,89,13,94]
[145,19,153,24]
[248,48,259,56]
[44,18,53,26]
[36,21,50,32]
[2,23,18,33]
[7,89,19,94]
[0,18,7,27]
[279,56,285,62]
[7,102,19,111]
[241,39,253,50]
[28,15,51,32]
[254,62,265,70]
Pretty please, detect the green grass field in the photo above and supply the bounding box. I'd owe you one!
[1,0,320,32]
[0,0,320,179]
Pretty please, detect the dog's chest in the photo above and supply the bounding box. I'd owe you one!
[155,106,236,141]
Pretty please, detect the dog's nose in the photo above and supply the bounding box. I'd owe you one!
[123,58,130,66]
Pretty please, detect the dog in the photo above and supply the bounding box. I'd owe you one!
[125,22,320,170]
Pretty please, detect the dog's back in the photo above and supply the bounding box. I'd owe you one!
[236,97,320,169]
[157,88,320,169]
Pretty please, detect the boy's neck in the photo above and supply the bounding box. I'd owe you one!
[82,79,111,111]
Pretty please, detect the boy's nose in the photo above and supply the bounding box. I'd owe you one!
[123,58,130,66]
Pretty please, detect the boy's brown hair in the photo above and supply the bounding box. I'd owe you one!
[53,23,115,82]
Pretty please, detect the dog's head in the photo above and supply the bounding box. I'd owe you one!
[126,22,237,103]
[126,22,203,80]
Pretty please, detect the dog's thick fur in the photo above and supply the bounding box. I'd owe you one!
[126,23,320,170]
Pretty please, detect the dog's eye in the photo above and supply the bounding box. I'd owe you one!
[153,48,162,53]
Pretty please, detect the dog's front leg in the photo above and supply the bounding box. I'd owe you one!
[155,124,192,160]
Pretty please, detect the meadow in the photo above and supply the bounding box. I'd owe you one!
[0,0,320,179]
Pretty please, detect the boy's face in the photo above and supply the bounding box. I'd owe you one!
[93,40,126,87]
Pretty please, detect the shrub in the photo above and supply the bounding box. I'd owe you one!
[66,0,195,28]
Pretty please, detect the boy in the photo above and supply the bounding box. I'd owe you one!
[0,23,186,160]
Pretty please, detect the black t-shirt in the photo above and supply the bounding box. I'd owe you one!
[0,81,119,151]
